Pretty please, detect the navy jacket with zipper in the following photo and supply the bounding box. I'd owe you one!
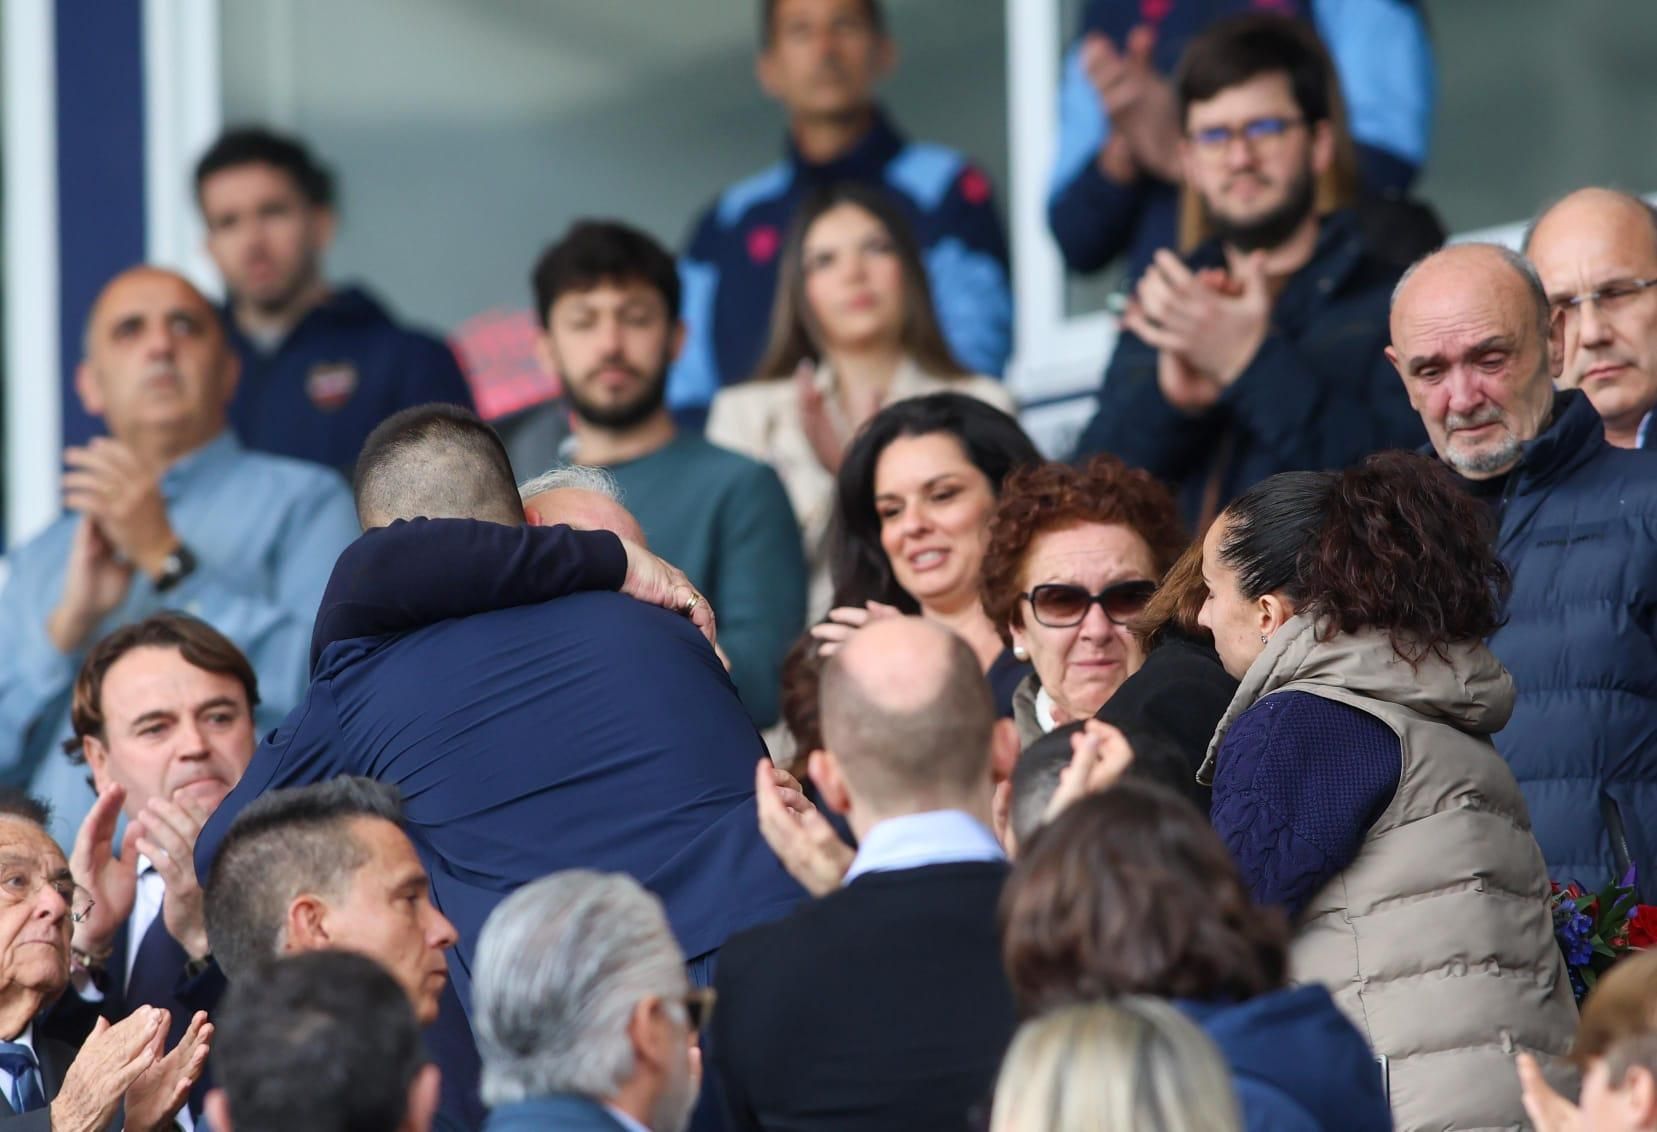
[1072,209,1425,526]
[1474,390,1657,895]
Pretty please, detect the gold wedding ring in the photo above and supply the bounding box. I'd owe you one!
[683,593,703,616]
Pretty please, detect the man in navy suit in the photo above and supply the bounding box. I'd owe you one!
[475,871,703,1132]
[195,404,803,1127]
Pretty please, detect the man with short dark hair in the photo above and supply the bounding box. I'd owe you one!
[713,617,1018,1131]
[1073,14,1425,527]
[0,267,358,847]
[195,126,474,472]
[205,951,439,1132]
[203,777,470,1130]
[197,406,805,1129]
[48,613,259,1124]
[530,220,806,727]
[1386,242,1657,896]
[1525,188,1657,450]
[475,872,702,1132]
[668,0,1011,423]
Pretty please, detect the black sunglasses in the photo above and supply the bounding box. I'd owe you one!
[682,987,717,1032]
[1021,580,1157,629]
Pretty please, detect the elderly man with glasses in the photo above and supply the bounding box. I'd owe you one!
[1386,240,1657,900]
[473,871,710,1132]
[0,789,208,1131]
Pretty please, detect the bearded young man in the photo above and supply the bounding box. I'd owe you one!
[1072,13,1425,528]
[531,220,807,729]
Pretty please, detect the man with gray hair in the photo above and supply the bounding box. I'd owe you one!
[712,617,1018,1131]
[518,465,648,548]
[474,870,703,1132]
[1386,241,1657,896]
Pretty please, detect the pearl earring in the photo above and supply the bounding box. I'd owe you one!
[1013,645,1030,662]
[1259,633,1269,644]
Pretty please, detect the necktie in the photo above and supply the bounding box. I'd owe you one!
[0,1042,45,1113]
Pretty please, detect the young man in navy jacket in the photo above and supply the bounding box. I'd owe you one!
[195,127,474,474]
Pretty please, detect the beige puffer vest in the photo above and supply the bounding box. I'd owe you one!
[1201,616,1578,1132]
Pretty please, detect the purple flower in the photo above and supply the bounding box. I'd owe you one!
[1561,910,1596,967]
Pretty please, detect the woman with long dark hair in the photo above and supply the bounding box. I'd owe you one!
[708,183,1013,613]
[1196,451,1577,1130]
[816,392,1040,714]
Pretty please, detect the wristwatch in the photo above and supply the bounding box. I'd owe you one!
[154,542,198,594]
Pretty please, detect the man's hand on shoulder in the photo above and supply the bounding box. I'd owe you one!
[617,538,717,646]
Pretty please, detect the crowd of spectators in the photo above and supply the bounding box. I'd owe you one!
[2,0,1657,1130]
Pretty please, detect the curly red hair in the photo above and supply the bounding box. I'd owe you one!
[981,456,1187,647]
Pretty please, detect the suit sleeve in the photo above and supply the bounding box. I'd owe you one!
[667,205,727,419]
[709,466,807,729]
[924,167,1012,377]
[1314,0,1435,192]
[1219,329,1427,471]
[711,940,766,1132]
[399,332,478,413]
[1071,328,1225,483]
[308,518,628,669]
[0,542,80,783]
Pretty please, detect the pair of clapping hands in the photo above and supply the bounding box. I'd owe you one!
[51,1006,210,1132]
[755,719,1136,896]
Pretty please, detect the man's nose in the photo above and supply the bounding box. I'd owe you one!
[428,905,460,950]
[1444,369,1486,415]
[1577,300,1614,348]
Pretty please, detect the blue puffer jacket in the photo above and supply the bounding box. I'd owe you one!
[1482,390,1657,895]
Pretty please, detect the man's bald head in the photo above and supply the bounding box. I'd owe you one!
[1387,243,1562,478]
[354,404,523,531]
[1523,189,1657,445]
[819,618,995,813]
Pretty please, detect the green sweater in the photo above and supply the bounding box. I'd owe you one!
[608,433,807,727]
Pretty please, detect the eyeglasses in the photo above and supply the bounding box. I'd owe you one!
[1189,115,1306,155]
[681,987,716,1033]
[0,861,94,924]
[1549,278,1657,321]
[1021,580,1157,629]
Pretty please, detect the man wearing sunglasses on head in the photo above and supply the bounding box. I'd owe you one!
[1073,13,1425,529]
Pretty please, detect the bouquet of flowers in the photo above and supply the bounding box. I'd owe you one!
[1551,871,1657,1002]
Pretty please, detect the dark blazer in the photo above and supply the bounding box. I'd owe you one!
[483,1095,630,1132]
[0,1032,76,1129]
[712,862,1015,1132]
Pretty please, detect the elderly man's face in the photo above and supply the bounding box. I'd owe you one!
[1387,250,1563,479]
[1527,191,1657,441]
[0,819,76,1003]
[75,269,239,448]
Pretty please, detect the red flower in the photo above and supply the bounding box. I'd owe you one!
[1629,905,1657,949]
[746,225,781,264]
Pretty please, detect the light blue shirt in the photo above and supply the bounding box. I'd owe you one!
[842,809,1005,884]
[0,432,359,845]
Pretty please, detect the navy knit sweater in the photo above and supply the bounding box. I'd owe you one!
[1210,691,1401,919]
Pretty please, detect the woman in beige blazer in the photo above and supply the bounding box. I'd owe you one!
[706,182,1015,615]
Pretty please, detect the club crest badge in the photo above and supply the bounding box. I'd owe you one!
[305,361,359,412]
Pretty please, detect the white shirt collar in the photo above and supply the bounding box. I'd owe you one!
[1034,686,1060,734]
[842,810,1005,883]
[0,1022,34,1052]
[603,1103,652,1132]
[1638,409,1654,448]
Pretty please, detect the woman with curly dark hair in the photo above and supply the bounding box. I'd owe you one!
[1195,451,1577,1131]
[1002,781,1390,1132]
[979,456,1186,746]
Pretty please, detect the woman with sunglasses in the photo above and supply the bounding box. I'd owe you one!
[980,456,1186,745]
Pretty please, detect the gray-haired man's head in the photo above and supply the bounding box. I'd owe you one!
[474,871,698,1132]
[518,464,647,545]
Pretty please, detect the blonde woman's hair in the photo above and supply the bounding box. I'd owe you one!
[989,998,1242,1132]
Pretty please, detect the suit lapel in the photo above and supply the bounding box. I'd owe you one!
[36,1037,73,1103]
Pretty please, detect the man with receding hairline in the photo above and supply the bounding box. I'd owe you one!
[0,265,357,846]
[1525,187,1657,450]
[1386,242,1657,896]
[712,617,1018,1132]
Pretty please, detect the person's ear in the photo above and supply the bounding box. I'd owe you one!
[532,331,561,379]
[669,320,687,365]
[74,362,106,419]
[82,737,115,796]
[523,504,545,528]
[991,779,1015,858]
[204,1088,235,1132]
[989,719,1020,785]
[401,1064,443,1132]
[1257,592,1294,636]
[873,35,898,84]
[282,894,331,952]
[312,205,338,255]
[1308,118,1336,178]
[808,749,853,816]
[216,344,243,406]
[1622,1064,1657,1126]
[626,995,675,1076]
[1546,305,1566,383]
[755,50,783,102]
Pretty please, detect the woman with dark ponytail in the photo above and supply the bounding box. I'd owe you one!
[1194,451,1577,1132]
